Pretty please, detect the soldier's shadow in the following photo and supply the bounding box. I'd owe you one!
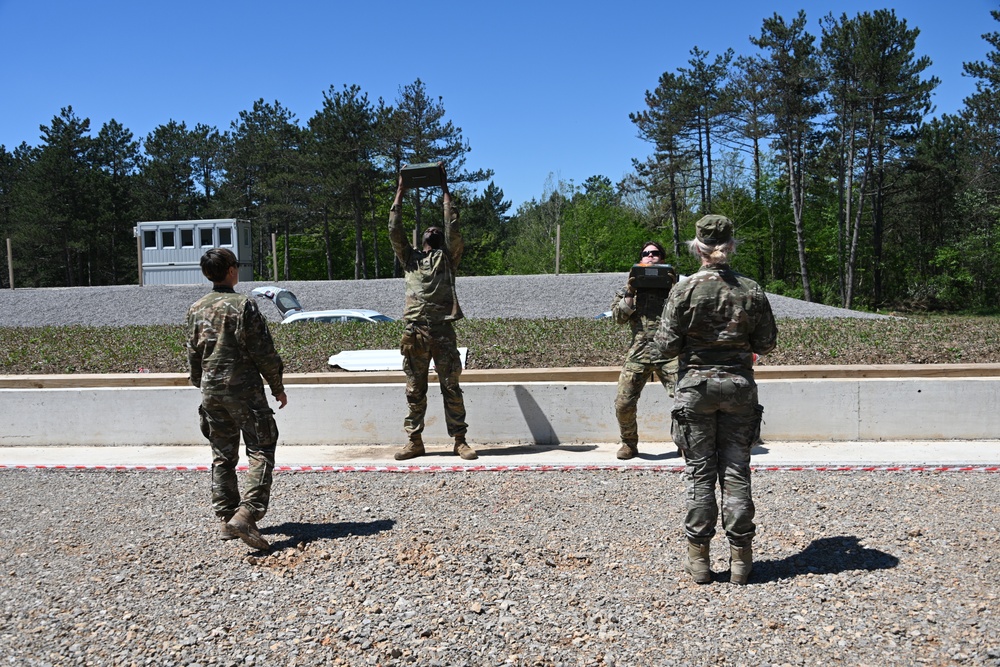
[749,535,899,584]
[476,443,598,457]
[636,449,682,461]
[262,519,394,551]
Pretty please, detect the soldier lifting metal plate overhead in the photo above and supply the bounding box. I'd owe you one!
[400,162,445,189]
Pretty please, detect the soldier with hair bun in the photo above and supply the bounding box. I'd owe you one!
[655,215,777,585]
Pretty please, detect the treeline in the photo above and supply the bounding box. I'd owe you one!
[0,79,497,286]
[1,8,999,312]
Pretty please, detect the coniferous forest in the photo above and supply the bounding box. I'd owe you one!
[1,9,999,313]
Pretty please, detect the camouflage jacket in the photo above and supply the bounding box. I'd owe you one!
[186,287,285,397]
[654,264,777,378]
[388,199,464,323]
[611,284,674,366]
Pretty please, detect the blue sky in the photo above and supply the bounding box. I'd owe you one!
[0,0,994,211]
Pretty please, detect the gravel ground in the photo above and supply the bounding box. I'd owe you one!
[0,274,885,327]
[1,468,996,666]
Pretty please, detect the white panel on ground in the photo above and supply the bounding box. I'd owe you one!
[328,348,468,372]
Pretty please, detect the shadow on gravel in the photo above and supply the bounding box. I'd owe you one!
[477,443,599,457]
[636,450,682,461]
[750,535,899,584]
[262,519,394,551]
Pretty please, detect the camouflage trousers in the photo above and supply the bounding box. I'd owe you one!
[670,370,763,547]
[198,389,278,521]
[401,321,468,439]
[614,359,677,446]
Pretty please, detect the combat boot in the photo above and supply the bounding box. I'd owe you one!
[730,544,753,585]
[394,438,425,461]
[224,507,270,551]
[684,541,712,584]
[616,441,638,460]
[454,436,478,461]
[219,514,237,541]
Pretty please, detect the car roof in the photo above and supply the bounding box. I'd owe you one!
[282,309,391,322]
[291,309,385,317]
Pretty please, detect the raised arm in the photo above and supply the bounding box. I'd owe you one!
[388,172,412,264]
[440,163,464,266]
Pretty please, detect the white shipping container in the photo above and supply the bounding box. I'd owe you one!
[135,219,252,285]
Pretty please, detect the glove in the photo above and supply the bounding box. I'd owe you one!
[625,276,636,297]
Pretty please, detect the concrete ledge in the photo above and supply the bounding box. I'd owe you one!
[2,365,999,446]
[3,363,1000,388]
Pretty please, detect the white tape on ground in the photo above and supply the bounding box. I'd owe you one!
[0,464,997,473]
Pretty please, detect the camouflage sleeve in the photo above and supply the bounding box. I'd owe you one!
[186,311,203,388]
[445,200,464,268]
[610,288,635,325]
[388,204,412,265]
[750,288,778,355]
[654,284,687,360]
[241,300,285,396]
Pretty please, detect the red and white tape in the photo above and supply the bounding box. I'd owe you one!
[0,463,997,473]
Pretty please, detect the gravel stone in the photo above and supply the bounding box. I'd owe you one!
[0,274,885,328]
[0,469,996,665]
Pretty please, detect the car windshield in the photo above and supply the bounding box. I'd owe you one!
[369,314,394,322]
[273,291,302,314]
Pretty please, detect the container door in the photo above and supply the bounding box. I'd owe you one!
[237,221,253,281]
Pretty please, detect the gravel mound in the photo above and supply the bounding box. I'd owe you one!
[0,469,995,665]
[0,274,886,327]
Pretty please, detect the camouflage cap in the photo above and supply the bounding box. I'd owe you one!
[695,215,734,245]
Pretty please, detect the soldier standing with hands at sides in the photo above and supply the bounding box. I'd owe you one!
[655,215,777,585]
[611,240,678,460]
[187,248,288,551]
[389,162,477,461]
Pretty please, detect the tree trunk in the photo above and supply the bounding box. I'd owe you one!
[788,136,811,302]
[703,111,713,212]
[872,151,885,307]
[369,186,380,279]
[846,113,876,310]
[354,191,367,280]
[322,208,333,280]
[669,167,681,257]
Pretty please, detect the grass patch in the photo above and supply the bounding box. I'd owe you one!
[1,315,999,375]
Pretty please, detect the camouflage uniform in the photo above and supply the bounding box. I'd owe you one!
[611,283,677,450]
[389,199,468,441]
[187,288,285,522]
[655,265,777,547]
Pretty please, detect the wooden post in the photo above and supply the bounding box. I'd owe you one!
[271,232,278,280]
[6,237,13,289]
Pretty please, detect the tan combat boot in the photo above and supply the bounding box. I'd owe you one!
[219,514,237,541]
[684,541,712,584]
[224,507,270,551]
[730,545,753,585]
[394,438,425,461]
[454,436,478,461]
[616,441,638,460]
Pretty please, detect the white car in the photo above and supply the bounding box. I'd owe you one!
[251,286,395,324]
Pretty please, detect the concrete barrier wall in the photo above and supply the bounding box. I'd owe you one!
[2,375,999,446]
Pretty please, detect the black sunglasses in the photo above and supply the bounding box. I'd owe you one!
[641,249,662,257]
